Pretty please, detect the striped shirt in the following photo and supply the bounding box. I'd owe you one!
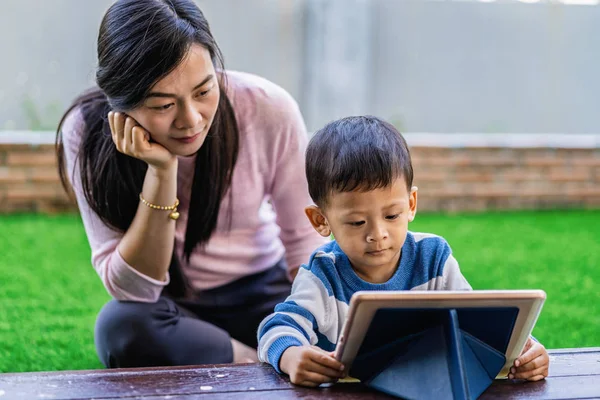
[257,231,472,372]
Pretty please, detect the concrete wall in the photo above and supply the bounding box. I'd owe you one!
[0,0,305,131]
[1,0,599,133]
[0,0,113,130]
[368,0,600,134]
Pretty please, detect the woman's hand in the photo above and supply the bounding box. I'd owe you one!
[108,111,176,171]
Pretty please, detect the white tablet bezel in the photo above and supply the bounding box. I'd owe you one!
[333,290,546,378]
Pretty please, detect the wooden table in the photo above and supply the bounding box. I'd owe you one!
[1,348,598,399]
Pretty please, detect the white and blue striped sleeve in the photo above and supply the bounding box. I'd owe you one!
[257,263,334,373]
[443,254,472,290]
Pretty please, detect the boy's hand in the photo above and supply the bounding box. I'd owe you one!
[509,337,549,381]
[280,346,345,387]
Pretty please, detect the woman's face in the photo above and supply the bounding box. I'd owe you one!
[127,44,220,156]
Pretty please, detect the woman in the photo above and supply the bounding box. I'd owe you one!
[56,0,327,368]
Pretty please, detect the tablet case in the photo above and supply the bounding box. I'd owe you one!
[348,307,519,400]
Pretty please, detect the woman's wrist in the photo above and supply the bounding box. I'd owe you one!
[147,157,178,180]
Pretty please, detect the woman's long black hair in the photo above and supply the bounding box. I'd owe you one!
[56,0,239,298]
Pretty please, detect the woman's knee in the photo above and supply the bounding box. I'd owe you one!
[94,298,178,367]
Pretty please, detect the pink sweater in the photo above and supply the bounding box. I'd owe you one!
[62,71,328,302]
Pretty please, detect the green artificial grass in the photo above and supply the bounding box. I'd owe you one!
[409,210,600,351]
[0,214,109,373]
[0,210,598,372]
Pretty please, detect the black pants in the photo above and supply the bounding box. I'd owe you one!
[94,260,291,368]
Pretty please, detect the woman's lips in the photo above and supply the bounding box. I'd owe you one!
[173,131,202,144]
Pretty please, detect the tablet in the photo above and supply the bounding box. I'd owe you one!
[334,290,546,379]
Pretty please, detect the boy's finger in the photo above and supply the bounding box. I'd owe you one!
[515,343,543,367]
[299,371,337,386]
[310,349,344,371]
[517,337,533,357]
[527,374,547,382]
[306,361,345,379]
[511,365,548,380]
[514,353,546,372]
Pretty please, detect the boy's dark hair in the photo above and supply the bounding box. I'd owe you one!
[306,116,413,207]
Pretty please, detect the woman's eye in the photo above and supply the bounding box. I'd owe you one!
[196,87,212,97]
[150,104,173,111]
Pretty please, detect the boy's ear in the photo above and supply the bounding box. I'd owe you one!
[408,186,418,222]
[305,205,331,237]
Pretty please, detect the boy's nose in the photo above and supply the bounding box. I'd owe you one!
[366,226,388,242]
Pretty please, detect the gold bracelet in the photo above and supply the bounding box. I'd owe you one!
[139,193,180,220]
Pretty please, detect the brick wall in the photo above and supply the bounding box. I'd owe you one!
[0,143,71,213]
[412,146,600,212]
[0,134,599,213]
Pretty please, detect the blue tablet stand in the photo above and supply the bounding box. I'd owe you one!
[348,307,519,400]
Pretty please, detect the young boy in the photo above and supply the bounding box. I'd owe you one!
[257,116,549,387]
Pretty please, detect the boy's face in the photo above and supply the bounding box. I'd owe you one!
[306,177,418,283]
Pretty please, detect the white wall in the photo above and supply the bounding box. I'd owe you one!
[1,0,599,133]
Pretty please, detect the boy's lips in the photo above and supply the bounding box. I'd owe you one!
[366,248,389,255]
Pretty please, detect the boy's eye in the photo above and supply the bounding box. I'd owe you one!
[348,221,365,227]
[386,214,400,220]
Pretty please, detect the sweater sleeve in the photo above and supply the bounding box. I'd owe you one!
[257,263,334,373]
[61,108,169,302]
[259,85,329,279]
[442,254,472,291]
